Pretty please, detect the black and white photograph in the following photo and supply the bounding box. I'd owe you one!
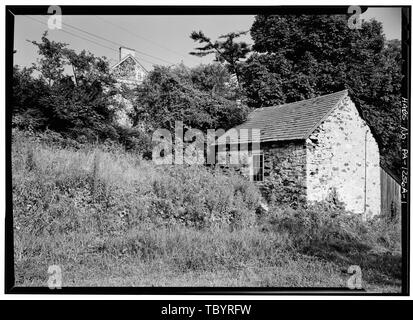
[4,4,410,296]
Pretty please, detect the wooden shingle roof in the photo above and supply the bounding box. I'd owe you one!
[229,90,349,144]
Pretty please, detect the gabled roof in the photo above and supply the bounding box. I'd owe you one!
[110,54,148,73]
[225,90,349,144]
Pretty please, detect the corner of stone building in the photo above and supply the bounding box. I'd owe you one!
[305,95,381,218]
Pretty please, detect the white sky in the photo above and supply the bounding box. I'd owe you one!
[13,8,402,71]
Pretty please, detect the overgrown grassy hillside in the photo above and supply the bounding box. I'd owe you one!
[12,130,402,291]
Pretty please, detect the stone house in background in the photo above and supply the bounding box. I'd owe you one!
[110,47,148,127]
[111,47,147,85]
[216,90,387,217]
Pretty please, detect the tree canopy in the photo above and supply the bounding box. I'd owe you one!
[190,30,250,87]
[240,15,403,174]
[13,32,119,142]
[131,64,249,133]
[13,20,403,173]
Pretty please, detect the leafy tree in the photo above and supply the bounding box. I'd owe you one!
[189,63,244,101]
[241,15,403,174]
[190,30,250,87]
[190,63,230,95]
[28,34,67,86]
[12,66,50,129]
[132,65,249,133]
[13,32,120,142]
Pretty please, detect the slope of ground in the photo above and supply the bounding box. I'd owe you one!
[12,130,402,291]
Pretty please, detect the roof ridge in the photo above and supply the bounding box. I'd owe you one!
[227,89,350,143]
[256,90,348,111]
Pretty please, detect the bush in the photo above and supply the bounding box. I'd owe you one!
[260,174,307,208]
[149,165,261,228]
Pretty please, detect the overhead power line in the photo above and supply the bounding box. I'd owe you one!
[94,15,199,63]
[60,18,176,65]
[22,15,169,67]
[24,15,118,53]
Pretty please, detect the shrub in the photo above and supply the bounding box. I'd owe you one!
[260,176,307,208]
[149,165,261,228]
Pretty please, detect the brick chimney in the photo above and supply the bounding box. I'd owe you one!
[119,47,136,61]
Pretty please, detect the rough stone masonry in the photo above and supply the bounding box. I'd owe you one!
[218,90,381,217]
[306,95,380,216]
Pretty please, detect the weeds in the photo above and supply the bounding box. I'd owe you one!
[12,130,402,290]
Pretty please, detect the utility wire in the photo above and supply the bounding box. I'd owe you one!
[60,17,176,65]
[94,15,199,64]
[24,15,118,53]
[22,15,165,67]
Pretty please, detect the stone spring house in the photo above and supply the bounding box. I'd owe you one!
[216,90,401,218]
[107,51,401,217]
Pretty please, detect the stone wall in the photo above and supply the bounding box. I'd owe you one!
[260,141,307,203]
[215,94,381,215]
[260,141,306,181]
[218,141,307,203]
[306,95,381,217]
[111,56,146,85]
